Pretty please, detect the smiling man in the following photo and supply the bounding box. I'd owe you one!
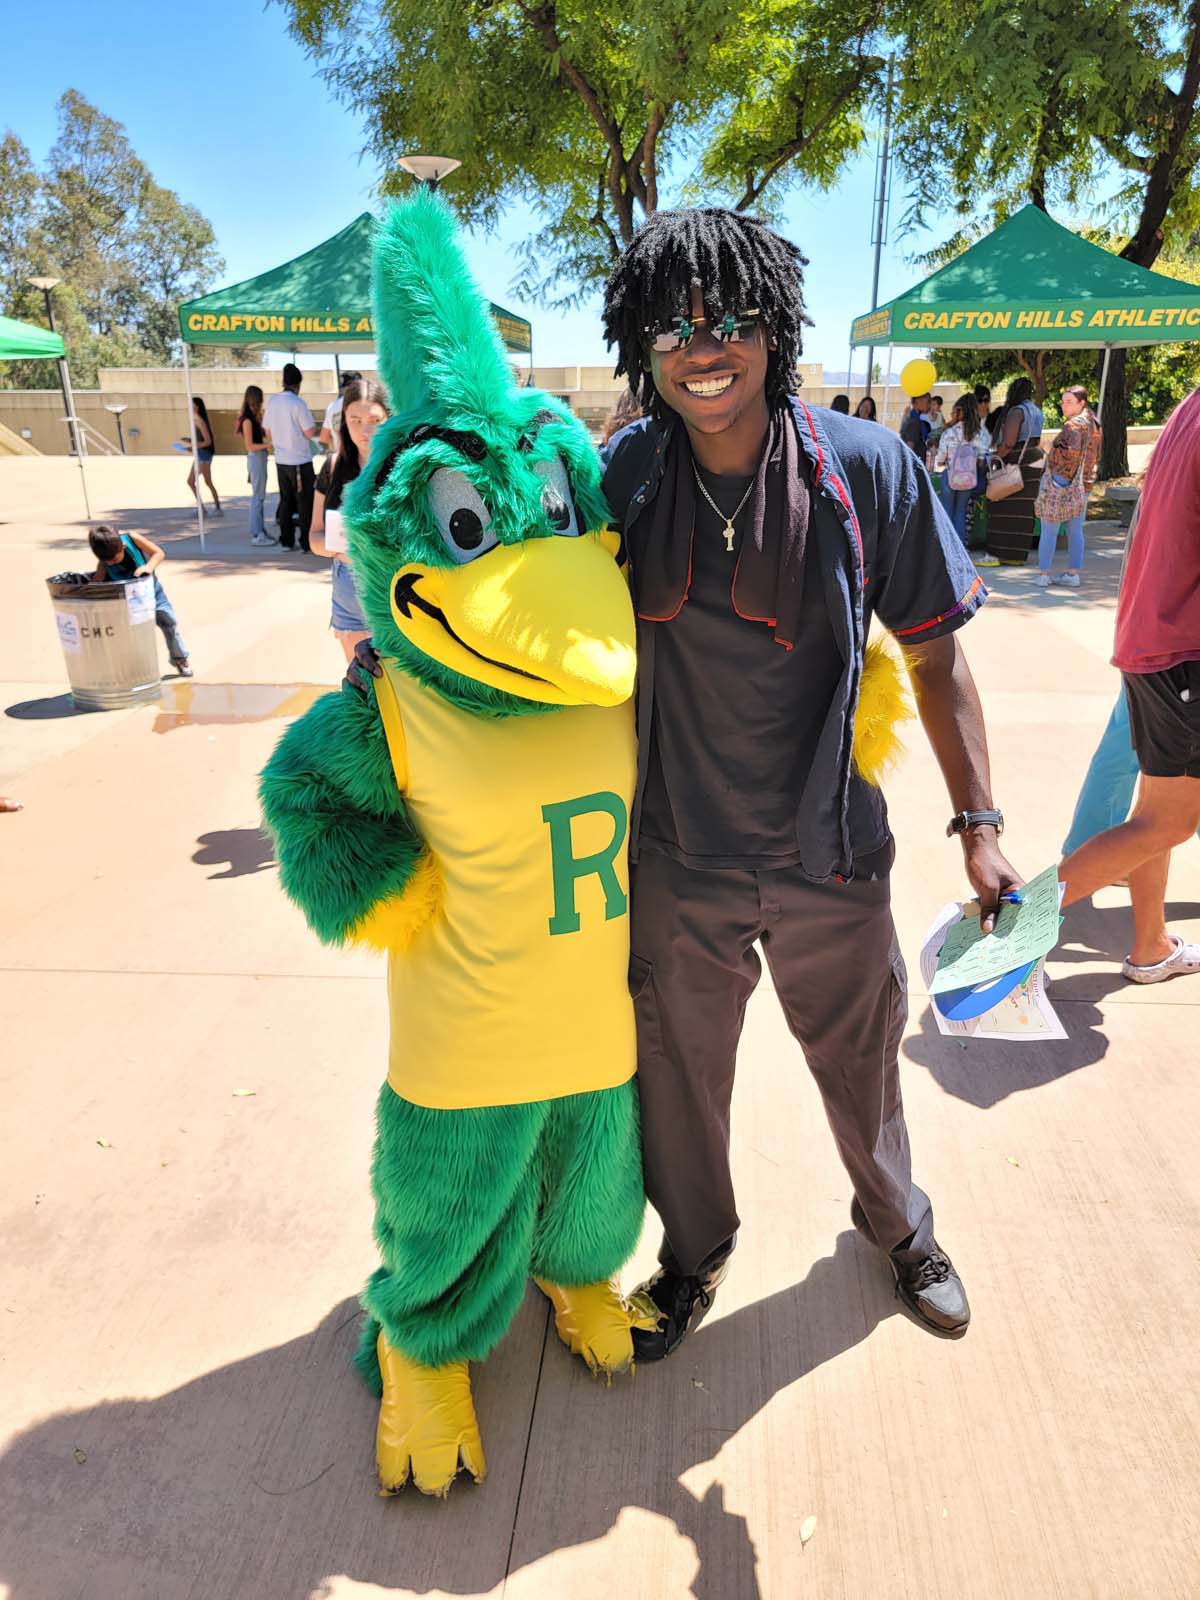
[601,208,1020,1357]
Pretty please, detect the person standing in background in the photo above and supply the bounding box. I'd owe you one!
[264,364,319,551]
[830,393,851,414]
[934,393,989,550]
[319,369,363,454]
[1033,385,1102,588]
[985,376,1045,565]
[855,395,878,420]
[309,377,388,663]
[183,397,222,518]
[900,391,931,453]
[236,385,273,547]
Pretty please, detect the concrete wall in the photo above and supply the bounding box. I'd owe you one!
[10,362,1156,453]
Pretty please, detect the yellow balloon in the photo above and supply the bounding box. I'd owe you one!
[900,358,936,397]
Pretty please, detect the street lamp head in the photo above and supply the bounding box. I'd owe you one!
[397,154,462,189]
[104,403,128,415]
[27,275,61,292]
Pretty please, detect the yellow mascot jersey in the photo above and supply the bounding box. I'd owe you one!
[374,662,637,1110]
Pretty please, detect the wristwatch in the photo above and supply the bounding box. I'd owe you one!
[947,808,1004,838]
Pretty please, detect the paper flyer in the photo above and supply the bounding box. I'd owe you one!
[920,900,1067,1043]
[930,863,1062,994]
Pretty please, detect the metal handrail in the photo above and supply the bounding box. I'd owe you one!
[60,415,121,457]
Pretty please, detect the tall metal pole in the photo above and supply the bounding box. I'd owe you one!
[864,53,895,401]
[40,287,81,462]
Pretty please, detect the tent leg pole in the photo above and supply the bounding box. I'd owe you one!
[882,345,895,430]
[182,344,206,555]
[58,357,91,521]
[334,353,341,386]
[1098,344,1113,417]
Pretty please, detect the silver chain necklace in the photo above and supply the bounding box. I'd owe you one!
[691,460,755,554]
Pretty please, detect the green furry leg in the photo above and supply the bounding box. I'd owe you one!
[533,1079,645,1286]
[357,1079,644,1378]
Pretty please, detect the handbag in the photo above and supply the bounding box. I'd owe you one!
[985,430,1031,502]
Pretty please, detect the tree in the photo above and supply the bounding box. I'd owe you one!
[892,1,1200,475]
[277,0,887,303]
[1,92,233,388]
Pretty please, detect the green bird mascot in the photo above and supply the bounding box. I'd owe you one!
[260,193,652,1499]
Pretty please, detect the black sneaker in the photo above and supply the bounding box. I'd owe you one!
[629,1256,731,1363]
[892,1245,970,1336]
[851,1197,970,1336]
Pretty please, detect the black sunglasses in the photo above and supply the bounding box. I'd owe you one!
[643,309,763,355]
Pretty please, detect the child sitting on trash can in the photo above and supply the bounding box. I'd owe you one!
[88,526,193,678]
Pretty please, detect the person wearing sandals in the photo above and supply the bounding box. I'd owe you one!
[1033,385,1102,588]
[183,397,222,517]
[237,385,274,546]
[309,377,389,663]
[985,377,1044,564]
[1058,387,1200,982]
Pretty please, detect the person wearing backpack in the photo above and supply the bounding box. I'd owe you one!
[933,393,988,549]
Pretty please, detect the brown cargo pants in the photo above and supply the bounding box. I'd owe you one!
[629,847,934,1277]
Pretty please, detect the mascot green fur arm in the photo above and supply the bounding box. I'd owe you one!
[259,192,652,1500]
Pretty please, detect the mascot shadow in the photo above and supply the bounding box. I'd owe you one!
[0,1232,885,1600]
[192,825,276,880]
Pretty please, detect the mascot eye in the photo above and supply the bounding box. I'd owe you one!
[428,468,498,564]
[534,456,580,538]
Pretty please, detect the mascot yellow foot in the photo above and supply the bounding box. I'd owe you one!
[375,1332,486,1497]
[534,1278,659,1377]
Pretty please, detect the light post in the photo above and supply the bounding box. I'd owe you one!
[398,154,462,192]
[105,402,128,454]
[27,275,80,460]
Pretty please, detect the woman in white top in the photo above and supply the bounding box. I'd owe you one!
[933,393,989,549]
[309,378,389,664]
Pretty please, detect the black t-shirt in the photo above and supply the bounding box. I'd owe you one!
[639,461,890,873]
[315,458,344,511]
[900,410,926,454]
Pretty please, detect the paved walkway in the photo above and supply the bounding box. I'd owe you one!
[1,459,1197,1600]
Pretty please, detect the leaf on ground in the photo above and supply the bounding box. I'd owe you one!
[231,1089,256,1097]
[1006,1155,1020,1167]
[800,1514,817,1546]
[691,1378,708,1392]
[96,1138,112,1149]
[73,1448,87,1464]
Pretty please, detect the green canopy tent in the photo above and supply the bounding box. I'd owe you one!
[849,204,1200,428]
[0,313,91,517]
[0,313,65,360]
[176,212,534,547]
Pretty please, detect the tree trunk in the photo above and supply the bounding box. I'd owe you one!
[1098,347,1129,480]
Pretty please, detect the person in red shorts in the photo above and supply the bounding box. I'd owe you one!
[1059,387,1200,980]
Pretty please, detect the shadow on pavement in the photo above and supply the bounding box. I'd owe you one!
[903,994,1110,1109]
[192,826,276,880]
[4,693,93,721]
[0,1235,886,1600]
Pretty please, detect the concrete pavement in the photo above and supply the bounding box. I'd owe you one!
[1,458,1197,1600]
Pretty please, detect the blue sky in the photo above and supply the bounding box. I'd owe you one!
[7,0,950,375]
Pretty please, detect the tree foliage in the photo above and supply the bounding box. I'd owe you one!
[892,0,1200,473]
[276,0,887,304]
[0,91,234,389]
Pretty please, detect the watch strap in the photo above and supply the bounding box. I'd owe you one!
[947,808,1004,837]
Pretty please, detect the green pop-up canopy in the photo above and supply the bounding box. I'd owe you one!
[0,313,65,360]
[850,205,1200,349]
[179,212,532,355]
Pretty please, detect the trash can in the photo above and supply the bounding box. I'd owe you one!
[47,575,162,710]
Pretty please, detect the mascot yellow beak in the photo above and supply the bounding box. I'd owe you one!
[389,527,636,707]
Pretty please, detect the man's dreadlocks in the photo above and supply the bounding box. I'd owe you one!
[602,208,811,424]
